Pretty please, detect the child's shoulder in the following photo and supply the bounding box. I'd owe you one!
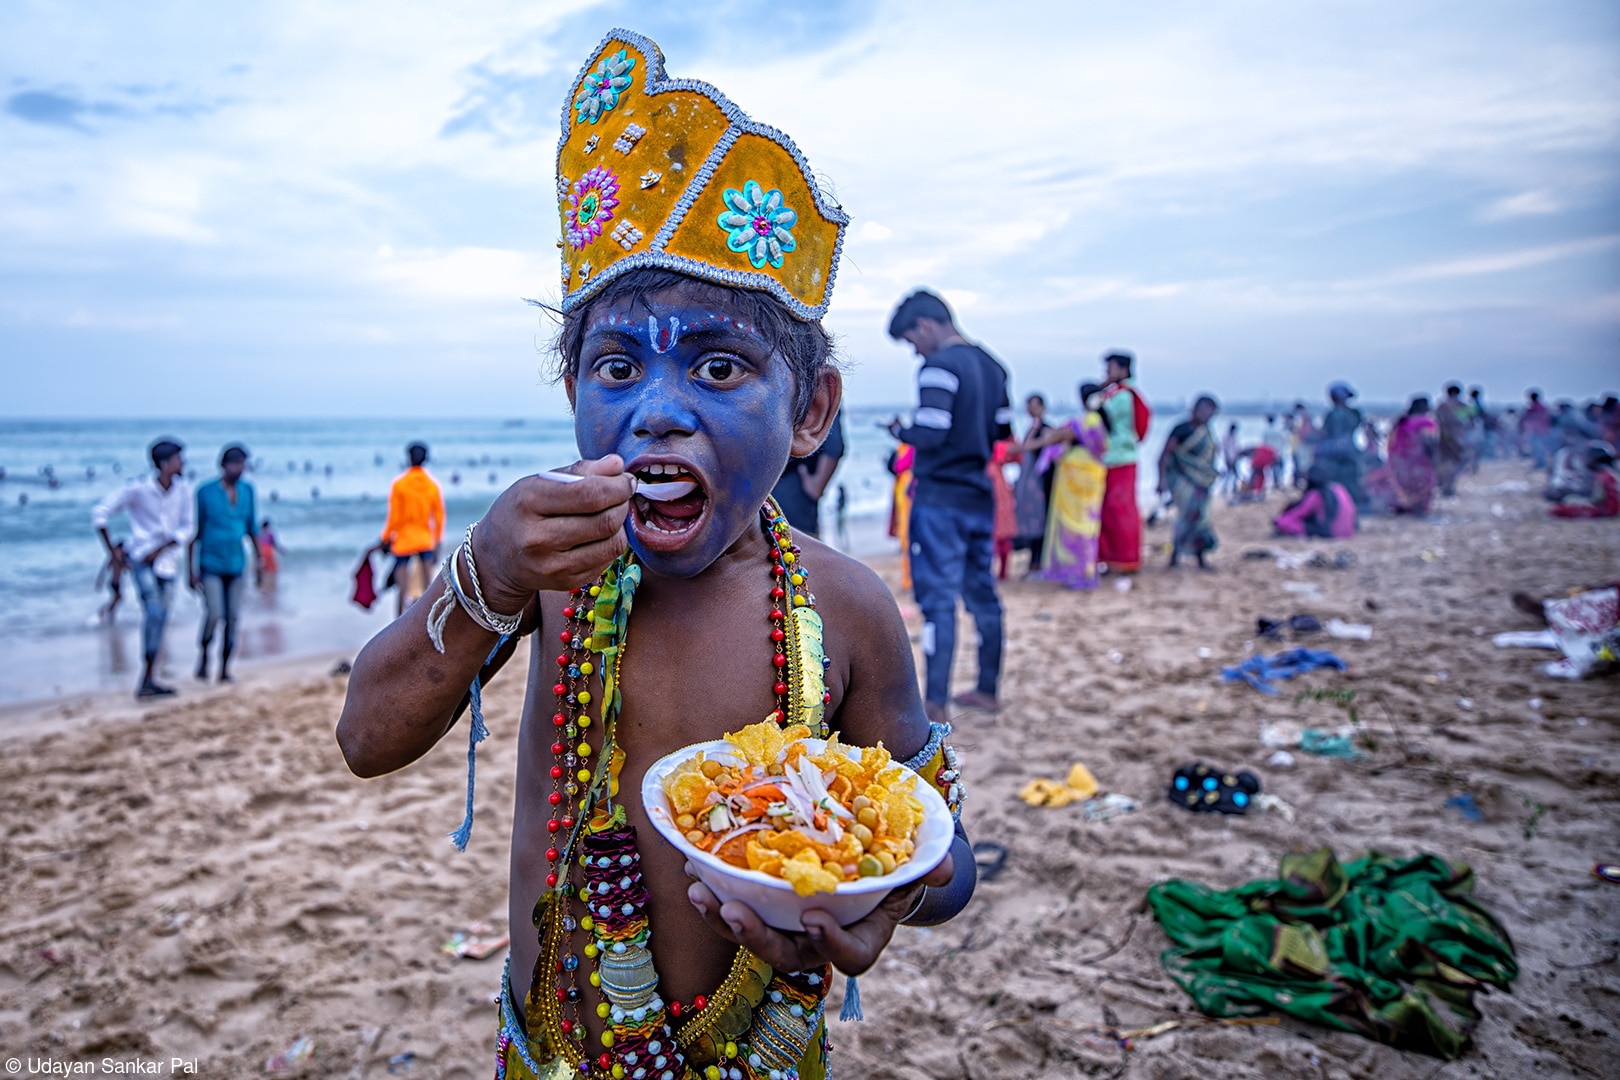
[795,535,903,629]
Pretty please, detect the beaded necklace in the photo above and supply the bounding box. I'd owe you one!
[525,501,834,1080]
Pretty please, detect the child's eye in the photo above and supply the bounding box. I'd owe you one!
[596,357,639,384]
[694,356,744,385]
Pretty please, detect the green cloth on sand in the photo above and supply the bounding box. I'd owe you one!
[1147,847,1517,1059]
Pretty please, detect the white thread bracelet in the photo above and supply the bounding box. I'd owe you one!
[459,523,524,635]
[425,527,522,652]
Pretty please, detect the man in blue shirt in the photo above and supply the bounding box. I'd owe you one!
[887,290,1013,722]
[188,444,260,682]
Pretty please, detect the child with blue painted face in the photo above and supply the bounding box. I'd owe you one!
[338,30,972,1080]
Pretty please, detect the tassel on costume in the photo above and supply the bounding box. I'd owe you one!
[448,637,508,851]
[839,974,863,1021]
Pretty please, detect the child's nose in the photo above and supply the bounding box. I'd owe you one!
[631,377,700,439]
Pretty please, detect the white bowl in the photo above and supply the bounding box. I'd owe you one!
[641,738,954,930]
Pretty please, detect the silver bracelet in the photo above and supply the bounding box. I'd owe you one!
[425,527,522,652]
[459,523,523,634]
[900,885,929,925]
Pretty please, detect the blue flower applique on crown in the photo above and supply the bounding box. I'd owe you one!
[717,180,797,270]
[574,48,636,125]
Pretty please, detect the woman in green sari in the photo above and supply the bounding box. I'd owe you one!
[1158,395,1220,569]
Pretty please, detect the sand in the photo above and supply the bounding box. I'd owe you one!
[2,461,1616,1079]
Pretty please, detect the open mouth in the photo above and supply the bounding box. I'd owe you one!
[629,461,709,550]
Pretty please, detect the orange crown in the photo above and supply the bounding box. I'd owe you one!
[555,29,848,321]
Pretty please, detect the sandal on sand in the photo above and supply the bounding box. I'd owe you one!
[972,841,1009,882]
[1169,762,1261,815]
[1594,864,1620,884]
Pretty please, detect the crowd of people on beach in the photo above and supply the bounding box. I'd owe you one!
[867,286,1617,723]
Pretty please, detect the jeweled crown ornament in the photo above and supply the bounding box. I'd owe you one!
[556,29,848,321]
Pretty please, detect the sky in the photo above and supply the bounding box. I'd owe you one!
[2,0,1617,417]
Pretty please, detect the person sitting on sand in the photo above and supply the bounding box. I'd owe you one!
[1365,396,1439,516]
[1157,395,1221,569]
[1273,464,1358,539]
[1548,444,1619,519]
[338,31,973,1080]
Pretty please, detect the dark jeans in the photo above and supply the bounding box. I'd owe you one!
[909,502,1003,704]
[131,562,174,662]
[200,571,244,661]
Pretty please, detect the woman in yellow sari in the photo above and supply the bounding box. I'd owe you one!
[1027,383,1109,589]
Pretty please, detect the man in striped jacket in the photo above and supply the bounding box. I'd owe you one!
[887,289,1013,723]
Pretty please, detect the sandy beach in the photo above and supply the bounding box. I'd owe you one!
[2,460,1616,1080]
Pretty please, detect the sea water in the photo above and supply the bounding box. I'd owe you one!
[0,408,1270,704]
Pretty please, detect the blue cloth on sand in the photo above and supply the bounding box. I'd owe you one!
[1221,647,1346,694]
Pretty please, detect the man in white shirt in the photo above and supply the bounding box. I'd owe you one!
[92,439,194,698]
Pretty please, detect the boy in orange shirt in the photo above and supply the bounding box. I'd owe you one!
[378,441,446,614]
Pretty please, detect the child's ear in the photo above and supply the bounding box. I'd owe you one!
[790,368,842,458]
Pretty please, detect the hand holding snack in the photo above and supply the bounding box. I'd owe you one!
[645,720,956,954]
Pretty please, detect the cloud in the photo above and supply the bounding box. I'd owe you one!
[4,89,120,131]
[1480,190,1563,221]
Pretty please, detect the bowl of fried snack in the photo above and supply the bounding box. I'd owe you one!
[642,720,954,930]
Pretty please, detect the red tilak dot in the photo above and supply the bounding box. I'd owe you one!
[551,766,564,779]
[549,792,563,806]
[774,682,788,696]
[771,628,785,642]
[773,653,787,667]
[559,630,572,644]
[546,848,559,862]
[546,872,558,887]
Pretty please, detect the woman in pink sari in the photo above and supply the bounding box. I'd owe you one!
[1026,382,1109,589]
[1366,396,1439,515]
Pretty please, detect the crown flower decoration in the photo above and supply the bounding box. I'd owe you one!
[554,29,848,321]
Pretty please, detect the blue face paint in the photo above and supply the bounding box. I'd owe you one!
[572,289,797,578]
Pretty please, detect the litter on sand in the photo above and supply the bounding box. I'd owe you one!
[1148,847,1517,1059]
[1221,648,1347,694]
[1083,793,1141,822]
[1445,793,1485,823]
[1266,750,1297,768]
[440,921,509,960]
[266,1037,315,1073]
[1493,629,1558,650]
[1282,581,1321,596]
[1253,793,1297,821]
[1299,727,1362,759]
[1169,762,1260,814]
[1325,619,1372,641]
[1019,762,1100,807]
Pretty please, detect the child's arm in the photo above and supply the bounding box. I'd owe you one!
[686,556,975,975]
[337,460,633,777]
